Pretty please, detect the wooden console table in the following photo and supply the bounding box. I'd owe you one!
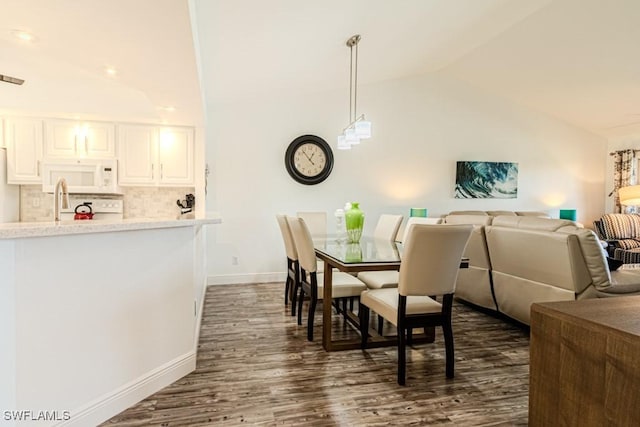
[529,296,640,426]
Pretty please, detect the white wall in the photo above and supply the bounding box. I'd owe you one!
[205,72,607,284]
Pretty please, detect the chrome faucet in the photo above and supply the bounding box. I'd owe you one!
[54,177,69,221]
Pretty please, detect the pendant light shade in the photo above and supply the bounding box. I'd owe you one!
[354,119,372,138]
[337,135,351,150]
[337,34,371,149]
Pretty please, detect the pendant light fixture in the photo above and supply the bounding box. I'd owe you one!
[337,34,372,150]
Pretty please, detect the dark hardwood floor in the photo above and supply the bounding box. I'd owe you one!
[102,283,530,426]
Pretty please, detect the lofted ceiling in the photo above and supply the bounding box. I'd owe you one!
[2,0,640,139]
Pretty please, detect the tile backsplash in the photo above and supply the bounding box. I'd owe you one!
[19,185,195,222]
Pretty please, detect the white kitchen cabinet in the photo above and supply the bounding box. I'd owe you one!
[118,124,157,185]
[158,126,194,185]
[4,117,44,184]
[45,119,115,158]
[118,124,194,186]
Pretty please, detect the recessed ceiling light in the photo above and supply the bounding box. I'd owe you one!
[11,30,34,42]
[104,67,117,77]
[158,106,176,112]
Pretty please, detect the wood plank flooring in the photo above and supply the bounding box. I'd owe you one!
[102,283,530,426]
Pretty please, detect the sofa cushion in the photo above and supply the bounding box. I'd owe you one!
[448,210,489,216]
[491,215,576,232]
[515,211,551,218]
[444,215,493,226]
[487,210,517,217]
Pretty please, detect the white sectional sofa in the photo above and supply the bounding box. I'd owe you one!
[444,214,640,325]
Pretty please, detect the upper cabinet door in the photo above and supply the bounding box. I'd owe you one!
[158,127,194,185]
[5,117,44,184]
[45,119,115,158]
[118,124,158,186]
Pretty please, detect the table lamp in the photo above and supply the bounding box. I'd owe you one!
[410,208,428,217]
[619,185,640,206]
[559,209,577,221]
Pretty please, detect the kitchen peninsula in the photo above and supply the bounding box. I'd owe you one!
[0,216,220,427]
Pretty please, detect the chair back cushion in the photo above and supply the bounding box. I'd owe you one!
[398,224,472,296]
[287,216,317,273]
[398,217,443,243]
[373,214,404,241]
[296,211,327,237]
[276,214,297,261]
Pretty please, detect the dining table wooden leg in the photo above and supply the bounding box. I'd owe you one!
[322,260,333,351]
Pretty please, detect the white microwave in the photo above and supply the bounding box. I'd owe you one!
[42,159,121,194]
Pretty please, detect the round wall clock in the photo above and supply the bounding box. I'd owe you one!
[285,135,334,185]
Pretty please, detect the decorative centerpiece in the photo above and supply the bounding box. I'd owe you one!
[345,202,365,243]
[345,243,362,262]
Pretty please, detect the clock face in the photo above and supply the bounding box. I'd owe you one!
[285,135,333,185]
[293,143,327,177]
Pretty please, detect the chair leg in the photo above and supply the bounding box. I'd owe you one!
[290,278,298,316]
[297,288,304,326]
[349,296,355,311]
[307,294,317,341]
[407,327,413,345]
[284,273,290,307]
[443,319,455,379]
[398,326,406,385]
[359,304,370,348]
[377,315,384,335]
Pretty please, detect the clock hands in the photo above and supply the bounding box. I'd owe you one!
[302,150,315,166]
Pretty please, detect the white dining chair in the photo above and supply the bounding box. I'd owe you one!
[359,216,444,334]
[287,216,367,341]
[276,214,300,316]
[297,211,328,272]
[397,217,443,243]
[296,211,327,237]
[373,214,404,241]
[359,224,472,385]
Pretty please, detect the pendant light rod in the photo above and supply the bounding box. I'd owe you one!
[337,34,371,150]
[346,34,361,123]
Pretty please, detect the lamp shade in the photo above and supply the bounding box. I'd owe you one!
[559,209,577,221]
[337,135,351,150]
[354,120,372,139]
[619,185,640,206]
[345,128,360,145]
[410,208,428,217]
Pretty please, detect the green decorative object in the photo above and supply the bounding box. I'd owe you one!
[345,202,365,243]
[345,243,362,262]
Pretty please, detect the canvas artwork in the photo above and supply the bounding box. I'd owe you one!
[455,161,519,199]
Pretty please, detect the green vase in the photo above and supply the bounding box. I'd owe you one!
[345,202,365,243]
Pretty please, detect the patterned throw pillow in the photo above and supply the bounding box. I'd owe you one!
[600,214,639,239]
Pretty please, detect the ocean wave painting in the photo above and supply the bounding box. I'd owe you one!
[455,161,518,199]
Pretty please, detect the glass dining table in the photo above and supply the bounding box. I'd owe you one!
[313,235,469,352]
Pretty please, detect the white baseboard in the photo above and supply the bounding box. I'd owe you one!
[207,272,285,285]
[59,352,196,427]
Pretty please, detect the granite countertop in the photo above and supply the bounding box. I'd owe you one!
[0,215,222,240]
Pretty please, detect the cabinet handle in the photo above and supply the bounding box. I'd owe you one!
[84,135,88,155]
[74,135,78,153]
[152,163,154,179]
[161,164,164,179]
[37,160,40,177]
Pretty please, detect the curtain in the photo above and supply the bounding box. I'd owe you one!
[610,149,635,213]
